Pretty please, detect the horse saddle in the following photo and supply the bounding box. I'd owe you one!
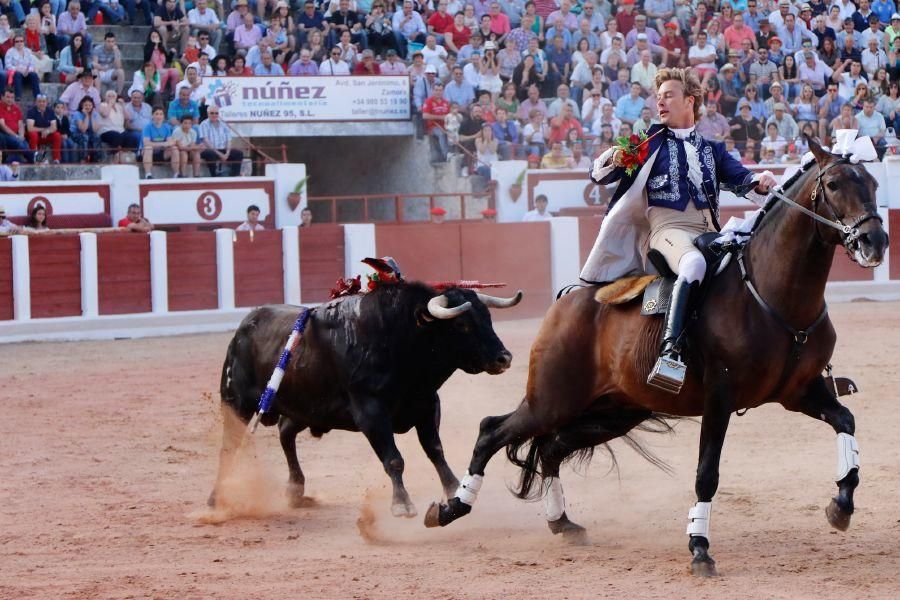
[640,232,734,316]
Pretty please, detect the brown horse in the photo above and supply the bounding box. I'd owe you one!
[423,138,889,576]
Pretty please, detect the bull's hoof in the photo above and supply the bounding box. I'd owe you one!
[287,483,306,508]
[391,501,418,518]
[690,558,719,577]
[826,497,852,531]
[547,512,588,544]
[207,490,217,507]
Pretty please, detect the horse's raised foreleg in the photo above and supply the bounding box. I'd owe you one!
[687,378,734,577]
[423,406,538,528]
[784,376,858,531]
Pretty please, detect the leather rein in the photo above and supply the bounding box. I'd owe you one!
[734,159,882,358]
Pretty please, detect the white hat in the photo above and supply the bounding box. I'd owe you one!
[424,64,438,74]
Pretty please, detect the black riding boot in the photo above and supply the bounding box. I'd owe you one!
[647,279,694,394]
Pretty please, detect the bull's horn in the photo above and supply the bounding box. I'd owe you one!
[427,295,472,319]
[476,290,524,309]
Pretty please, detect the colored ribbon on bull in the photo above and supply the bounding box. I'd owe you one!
[247,307,311,434]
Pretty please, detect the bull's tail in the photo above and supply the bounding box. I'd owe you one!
[505,412,683,501]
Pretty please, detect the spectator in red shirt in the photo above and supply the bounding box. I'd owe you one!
[723,14,757,51]
[0,89,33,163]
[118,203,153,232]
[443,12,471,54]
[661,22,687,68]
[353,49,382,74]
[488,2,511,38]
[547,103,583,145]
[616,0,637,35]
[423,81,451,161]
[427,0,454,43]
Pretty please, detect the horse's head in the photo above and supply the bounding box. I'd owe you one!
[807,137,889,267]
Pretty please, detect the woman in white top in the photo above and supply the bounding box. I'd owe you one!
[760,122,788,156]
[475,123,498,178]
[97,90,136,160]
[479,42,503,97]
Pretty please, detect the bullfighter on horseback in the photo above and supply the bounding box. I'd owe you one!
[581,68,778,392]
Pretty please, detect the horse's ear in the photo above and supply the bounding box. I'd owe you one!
[806,135,832,167]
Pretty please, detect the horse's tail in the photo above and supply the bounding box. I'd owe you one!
[505,412,685,501]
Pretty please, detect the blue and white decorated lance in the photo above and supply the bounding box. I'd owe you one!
[247,307,311,434]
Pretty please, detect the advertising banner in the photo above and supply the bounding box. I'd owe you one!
[204,76,411,122]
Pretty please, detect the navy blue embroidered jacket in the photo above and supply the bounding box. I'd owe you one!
[591,124,757,224]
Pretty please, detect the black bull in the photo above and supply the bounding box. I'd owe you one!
[209,282,523,517]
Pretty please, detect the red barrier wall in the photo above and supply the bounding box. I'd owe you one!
[375,222,552,318]
[97,234,152,315]
[299,225,344,303]
[578,216,602,265]
[0,238,12,321]
[234,230,284,307]
[29,235,81,318]
[167,232,218,311]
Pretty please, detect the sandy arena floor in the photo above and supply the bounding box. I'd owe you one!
[2,302,900,599]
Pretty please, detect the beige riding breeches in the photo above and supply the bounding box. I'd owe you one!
[646,204,715,274]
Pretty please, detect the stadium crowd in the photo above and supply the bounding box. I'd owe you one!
[1,0,899,175]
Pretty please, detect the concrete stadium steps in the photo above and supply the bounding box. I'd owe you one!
[18,163,101,181]
[86,25,153,45]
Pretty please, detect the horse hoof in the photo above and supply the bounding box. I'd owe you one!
[547,513,587,544]
[690,559,719,578]
[391,502,417,518]
[287,484,306,508]
[826,498,852,531]
[424,502,443,528]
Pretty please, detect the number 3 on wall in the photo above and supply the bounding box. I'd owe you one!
[196,192,223,220]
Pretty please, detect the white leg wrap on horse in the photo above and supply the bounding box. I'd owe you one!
[454,472,484,506]
[677,250,706,285]
[686,501,712,540]
[545,477,565,521]
[835,433,860,481]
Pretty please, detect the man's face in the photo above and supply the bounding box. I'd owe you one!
[208,108,219,122]
[759,49,768,62]
[2,91,13,106]
[197,0,207,10]
[300,50,311,63]
[785,14,795,28]
[301,209,312,225]
[127,206,142,222]
[105,36,115,49]
[635,16,646,30]
[557,85,569,100]
[536,197,548,212]
[640,50,650,65]
[471,105,483,120]
[864,102,875,116]
[551,143,562,157]
[248,209,260,224]
[851,61,862,75]
[152,110,164,124]
[262,52,273,66]
[339,0,349,9]
[69,3,79,16]
[656,79,694,127]
[697,34,707,47]
[775,107,784,119]
[179,88,190,103]
[706,102,717,116]
[243,13,253,25]
[452,67,463,82]
[403,1,412,15]
[199,35,209,47]
[630,83,641,98]
[827,85,837,97]
[433,84,443,99]
[490,2,500,15]
[748,1,756,13]
[528,86,539,102]
[181,119,192,132]
[36,96,47,111]
[733,15,744,28]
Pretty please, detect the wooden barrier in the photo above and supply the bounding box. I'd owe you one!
[578,216,602,266]
[98,234,152,315]
[233,230,285,308]
[28,235,82,318]
[0,239,12,321]
[167,232,218,311]
[299,225,344,303]
[375,222,551,318]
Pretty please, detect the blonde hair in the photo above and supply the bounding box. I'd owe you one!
[654,68,703,122]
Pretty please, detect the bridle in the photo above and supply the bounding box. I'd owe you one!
[768,158,884,257]
[733,157,882,358]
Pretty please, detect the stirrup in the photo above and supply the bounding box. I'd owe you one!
[647,352,686,394]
